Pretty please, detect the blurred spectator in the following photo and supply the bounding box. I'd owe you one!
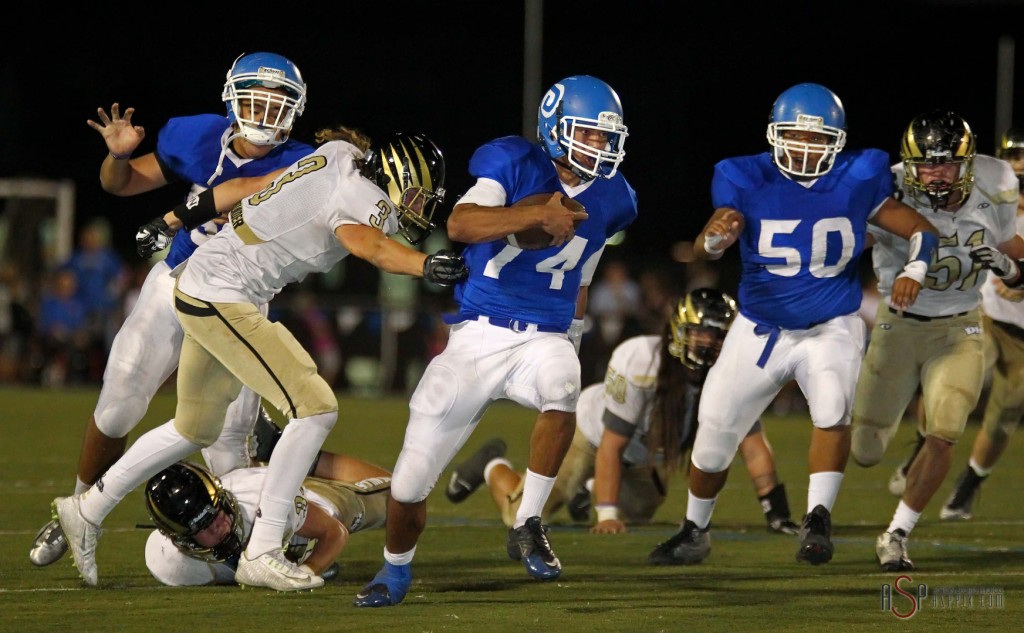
[62,218,127,351]
[292,290,342,388]
[0,261,33,382]
[33,268,94,385]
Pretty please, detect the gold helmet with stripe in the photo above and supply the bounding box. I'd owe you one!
[144,461,244,563]
[365,132,446,245]
[900,110,976,209]
[668,288,738,371]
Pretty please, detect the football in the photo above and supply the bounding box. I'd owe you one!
[506,193,586,250]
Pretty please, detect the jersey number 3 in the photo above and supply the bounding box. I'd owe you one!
[759,218,854,278]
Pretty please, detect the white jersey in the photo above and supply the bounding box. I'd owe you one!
[176,141,399,304]
[981,212,1024,328]
[220,467,309,545]
[870,154,1019,316]
[576,335,661,466]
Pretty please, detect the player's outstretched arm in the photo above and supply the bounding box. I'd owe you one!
[870,197,939,310]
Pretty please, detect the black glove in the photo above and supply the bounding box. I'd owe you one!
[969,244,1019,280]
[136,216,175,259]
[423,249,468,286]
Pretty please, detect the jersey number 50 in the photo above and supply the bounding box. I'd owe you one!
[759,218,855,278]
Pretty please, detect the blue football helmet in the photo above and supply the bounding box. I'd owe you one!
[538,75,628,181]
[222,52,307,146]
[766,83,847,178]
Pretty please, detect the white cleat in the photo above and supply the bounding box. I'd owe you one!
[52,496,101,586]
[235,549,324,592]
[29,519,68,567]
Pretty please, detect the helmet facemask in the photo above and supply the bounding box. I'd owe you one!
[145,463,246,563]
[900,110,976,210]
[667,289,737,372]
[369,133,446,245]
[555,111,628,181]
[222,53,307,147]
[767,115,847,178]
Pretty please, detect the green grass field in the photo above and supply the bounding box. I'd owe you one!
[2,386,1021,632]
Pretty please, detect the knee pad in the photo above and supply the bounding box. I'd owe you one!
[94,395,151,438]
[535,356,581,411]
[925,394,973,445]
[850,419,896,467]
[690,425,742,474]
[390,445,442,504]
[173,415,225,447]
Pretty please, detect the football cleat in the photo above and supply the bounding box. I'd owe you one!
[353,562,412,607]
[445,438,507,503]
[876,529,914,571]
[760,483,798,535]
[249,406,283,464]
[566,485,592,522]
[321,561,341,582]
[767,517,800,535]
[940,465,985,520]
[795,505,833,565]
[53,496,101,586]
[647,520,711,565]
[235,549,324,592]
[29,519,68,567]
[507,516,562,580]
[888,463,908,497]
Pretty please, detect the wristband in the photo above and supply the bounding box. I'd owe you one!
[110,151,132,160]
[596,504,620,523]
[171,188,218,230]
[704,233,725,256]
[906,231,938,267]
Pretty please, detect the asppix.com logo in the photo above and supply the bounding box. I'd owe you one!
[881,575,1005,618]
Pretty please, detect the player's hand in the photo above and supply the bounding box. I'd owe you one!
[970,244,1020,280]
[423,249,468,286]
[702,209,743,255]
[590,519,627,535]
[87,103,145,158]
[136,216,175,259]
[540,192,588,247]
[889,276,922,311]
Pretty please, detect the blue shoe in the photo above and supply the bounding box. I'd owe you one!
[353,562,411,607]
[507,516,561,580]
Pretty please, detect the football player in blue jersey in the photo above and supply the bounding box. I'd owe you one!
[646,83,940,568]
[30,52,314,569]
[354,75,638,607]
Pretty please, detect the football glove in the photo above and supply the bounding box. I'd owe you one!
[423,249,468,286]
[970,244,1019,280]
[136,216,174,259]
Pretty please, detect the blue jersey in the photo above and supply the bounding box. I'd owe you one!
[455,136,637,330]
[159,115,314,267]
[712,150,893,329]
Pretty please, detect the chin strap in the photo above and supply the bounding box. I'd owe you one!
[206,129,244,186]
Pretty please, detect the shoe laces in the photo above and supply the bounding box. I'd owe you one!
[522,520,555,558]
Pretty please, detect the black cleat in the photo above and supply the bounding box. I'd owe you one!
[647,520,711,565]
[940,465,985,520]
[566,486,592,522]
[760,483,798,535]
[506,516,561,580]
[445,439,507,503]
[796,505,833,565]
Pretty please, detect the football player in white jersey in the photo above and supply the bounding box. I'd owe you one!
[354,76,637,607]
[30,52,315,569]
[891,128,1024,521]
[52,129,467,591]
[851,111,1024,571]
[143,453,390,587]
[446,289,799,538]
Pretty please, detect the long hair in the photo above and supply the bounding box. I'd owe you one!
[314,126,373,154]
[646,323,697,472]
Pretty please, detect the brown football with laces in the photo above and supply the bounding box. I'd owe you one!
[506,193,586,250]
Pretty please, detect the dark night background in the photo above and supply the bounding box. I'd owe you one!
[2,0,1023,277]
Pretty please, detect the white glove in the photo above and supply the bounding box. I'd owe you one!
[970,245,1019,280]
[568,318,585,355]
